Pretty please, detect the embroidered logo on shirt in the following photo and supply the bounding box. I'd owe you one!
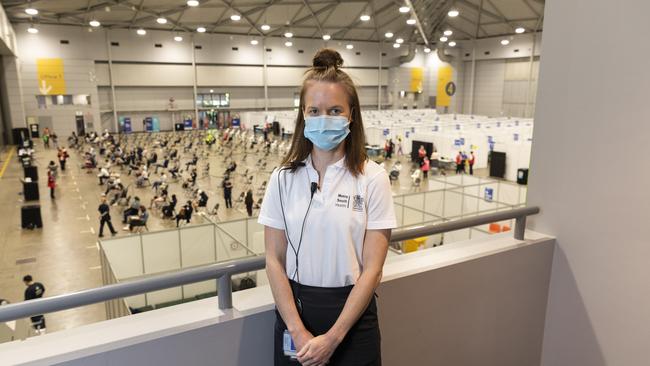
[352,195,364,212]
[336,194,350,208]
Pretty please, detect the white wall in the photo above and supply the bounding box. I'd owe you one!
[527,1,650,365]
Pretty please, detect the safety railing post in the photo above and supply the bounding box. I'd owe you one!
[514,216,527,240]
[218,274,233,310]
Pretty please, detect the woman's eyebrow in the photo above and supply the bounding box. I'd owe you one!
[328,105,344,109]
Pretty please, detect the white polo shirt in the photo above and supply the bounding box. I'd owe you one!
[258,155,397,288]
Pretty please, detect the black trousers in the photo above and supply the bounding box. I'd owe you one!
[31,315,46,330]
[224,195,232,208]
[99,217,116,236]
[60,160,66,171]
[274,281,381,366]
[246,204,253,217]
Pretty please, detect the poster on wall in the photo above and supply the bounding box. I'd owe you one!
[144,117,153,132]
[152,117,160,132]
[436,65,453,108]
[184,118,193,130]
[119,117,132,133]
[36,58,66,95]
[231,115,241,128]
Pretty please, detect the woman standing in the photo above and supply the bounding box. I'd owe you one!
[245,189,254,217]
[47,171,56,199]
[259,49,396,366]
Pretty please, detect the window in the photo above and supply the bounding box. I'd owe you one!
[197,93,229,108]
[36,94,91,109]
[293,92,300,108]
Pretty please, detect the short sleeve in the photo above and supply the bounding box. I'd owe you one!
[257,169,285,230]
[366,170,397,230]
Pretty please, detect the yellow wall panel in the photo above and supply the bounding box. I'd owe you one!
[36,58,66,95]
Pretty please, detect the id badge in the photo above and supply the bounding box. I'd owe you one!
[283,330,297,359]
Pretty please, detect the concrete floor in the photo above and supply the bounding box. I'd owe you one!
[0,132,488,336]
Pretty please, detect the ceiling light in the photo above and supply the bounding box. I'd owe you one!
[424,47,431,53]
[515,27,525,34]
[322,34,331,41]
[156,17,167,24]
[261,24,270,31]
[284,31,293,38]
[250,39,259,45]
[187,0,199,7]
[393,43,400,48]
[174,36,183,42]
[360,15,370,22]
[285,41,293,47]
[440,36,448,42]
[27,26,38,34]
[406,19,416,25]
[385,32,393,38]
[230,14,241,21]
[396,38,404,44]
[209,89,214,93]
[443,30,453,36]
[448,41,456,47]
[136,28,146,36]
[501,39,510,45]
[448,9,459,17]
[399,6,410,13]
[25,8,38,16]
[89,20,101,27]
[346,44,354,49]
[196,26,206,33]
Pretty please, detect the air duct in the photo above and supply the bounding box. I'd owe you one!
[437,46,453,63]
[399,42,417,64]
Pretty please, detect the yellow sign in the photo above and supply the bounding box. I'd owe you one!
[436,65,453,107]
[409,67,423,93]
[36,58,66,95]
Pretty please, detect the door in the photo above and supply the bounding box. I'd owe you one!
[75,115,85,136]
[37,116,53,136]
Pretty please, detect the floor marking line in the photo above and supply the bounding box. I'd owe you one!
[0,149,15,179]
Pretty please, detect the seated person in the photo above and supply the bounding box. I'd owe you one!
[135,169,149,187]
[123,206,149,231]
[162,194,177,219]
[122,196,141,223]
[150,190,168,209]
[196,190,208,208]
[98,167,110,185]
[152,174,167,192]
[175,201,194,227]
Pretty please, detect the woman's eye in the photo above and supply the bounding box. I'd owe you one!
[329,109,342,115]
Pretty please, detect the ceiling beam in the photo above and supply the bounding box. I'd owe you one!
[456,0,504,22]
[302,0,325,37]
[484,0,516,32]
[521,0,541,18]
[266,2,338,36]
[333,1,393,40]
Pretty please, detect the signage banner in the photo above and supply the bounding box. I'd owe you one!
[144,117,153,132]
[36,58,66,95]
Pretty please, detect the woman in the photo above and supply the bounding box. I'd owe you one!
[417,145,427,165]
[47,171,56,199]
[245,189,254,217]
[421,156,430,179]
[259,49,396,366]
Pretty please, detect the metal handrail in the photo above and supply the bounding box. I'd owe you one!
[0,206,539,324]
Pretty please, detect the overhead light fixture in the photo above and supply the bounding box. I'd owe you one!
[515,27,525,34]
[399,6,410,13]
[25,8,38,16]
[187,0,199,7]
[396,38,404,44]
[448,9,459,17]
[230,14,241,21]
[136,28,146,36]
[393,43,400,48]
[156,17,167,24]
[501,39,510,45]
[284,31,293,38]
[360,14,370,22]
[448,41,457,47]
[322,34,331,41]
[27,26,38,34]
[443,30,453,36]
[440,36,448,42]
[174,35,183,42]
[424,47,431,53]
[385,32,394,38]
[250,39,259,45]
[209,89,214,93]
[196,26,206,33]
[285,41,293,47]
[89,20,101,27]
[406,19,416,25]
[261,24,270,31]
[346,44,354,49]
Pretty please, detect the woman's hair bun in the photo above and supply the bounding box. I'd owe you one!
[313,48,343,69]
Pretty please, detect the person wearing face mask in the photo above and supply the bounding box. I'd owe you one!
[259,49,396,366]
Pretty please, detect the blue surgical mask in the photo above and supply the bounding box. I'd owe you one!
[303,115,351,151]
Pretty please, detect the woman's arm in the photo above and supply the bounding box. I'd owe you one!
[264,226,314,351]
[297,228,390,366]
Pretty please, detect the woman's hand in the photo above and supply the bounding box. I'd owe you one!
[291,328,314,357]
[296,333,341,366]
